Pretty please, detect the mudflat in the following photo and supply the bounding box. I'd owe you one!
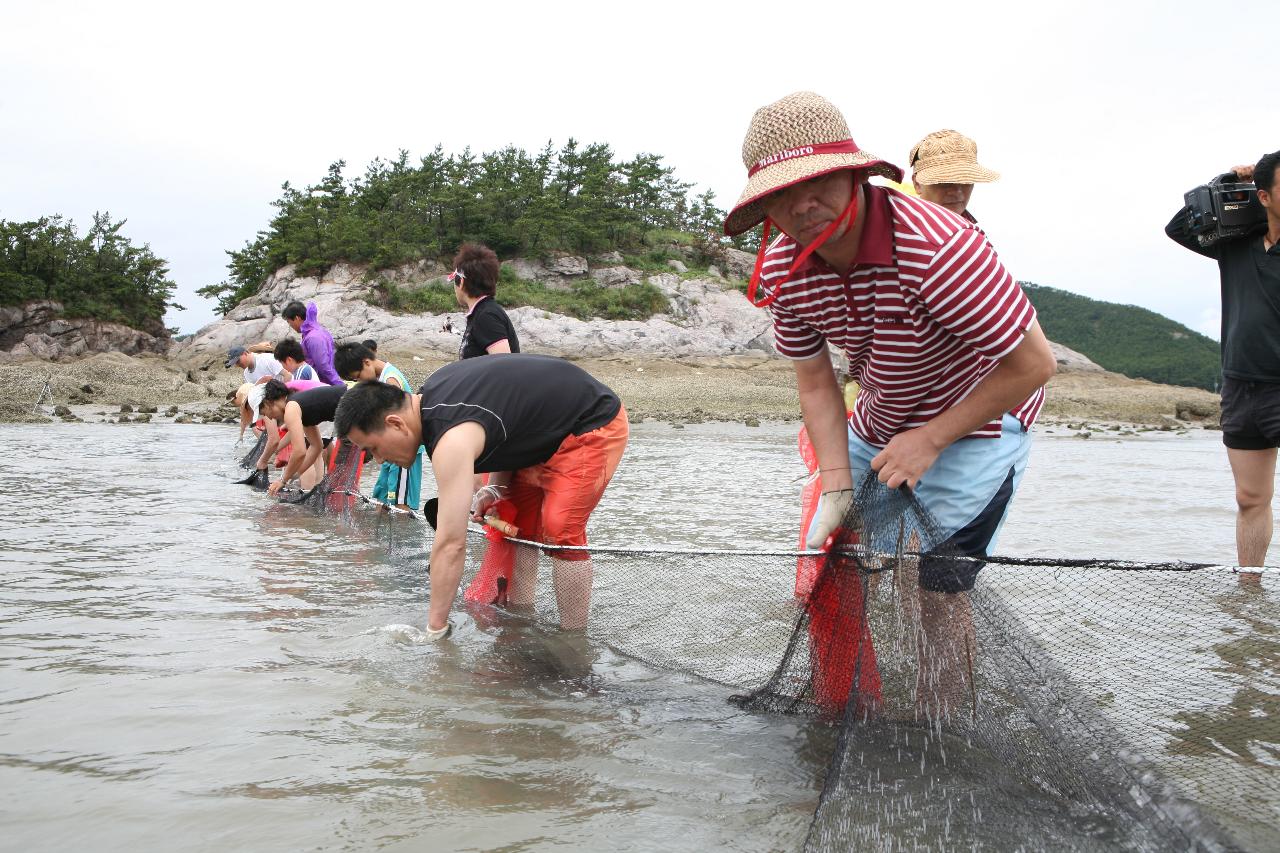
[0,349,1221,428]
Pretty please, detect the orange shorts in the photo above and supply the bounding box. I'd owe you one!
[506,407,629,560]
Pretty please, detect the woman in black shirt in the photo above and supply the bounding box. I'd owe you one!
[450,243,520,359]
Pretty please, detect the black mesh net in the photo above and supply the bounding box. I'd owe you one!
[238,431,268,469]
[447,476,1276,852]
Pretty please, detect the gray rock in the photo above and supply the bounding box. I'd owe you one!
[175,414,192,424]
[53,405,72,416]
[547,255,588,277]
[594,251,625,265]
[133,413,152,423]
[594,267,642,288]
[119,404,134,413]
[666,259,688,274]
[137,404,158,414]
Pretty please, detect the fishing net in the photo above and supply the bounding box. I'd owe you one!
[238,432,268,469]
[279,438,368,511]
[442,476,1276,853]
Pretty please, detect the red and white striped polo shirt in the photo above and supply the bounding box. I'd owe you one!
[764,185,1044,446]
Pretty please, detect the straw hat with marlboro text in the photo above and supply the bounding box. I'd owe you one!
[724,91,903,236]
[909,130,1000,186]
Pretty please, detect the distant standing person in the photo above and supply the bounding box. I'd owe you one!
[273,338,318,382]
[451,243,520,359]
[282,300,343,386]
[1166,150,1280,579]
[226,346,291,385]
[908,129,1000,222]
[334,341,423,513]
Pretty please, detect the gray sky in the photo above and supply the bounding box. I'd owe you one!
[2,0,1272,336]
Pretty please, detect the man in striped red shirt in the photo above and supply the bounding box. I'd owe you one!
[726,92,1055,718]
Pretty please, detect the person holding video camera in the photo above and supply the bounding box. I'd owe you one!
[1166,150,1280,573]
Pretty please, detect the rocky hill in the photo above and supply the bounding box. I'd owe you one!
[177,250,777,361]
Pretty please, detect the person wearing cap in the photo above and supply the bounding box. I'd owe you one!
[242,377,327,484]
[226,346,291,385]
[281,300,343,387]
[725,92,1055,719]
[247,379,345,497]
[450,243,520,359]
[908,129,1000,221]
[333,354,628,639]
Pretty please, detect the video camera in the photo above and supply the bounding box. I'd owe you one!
[1183,173,1266,248]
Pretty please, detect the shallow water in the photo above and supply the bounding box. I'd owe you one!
[0,421,1275,851]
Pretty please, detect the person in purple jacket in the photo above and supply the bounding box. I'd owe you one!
[282,300,342,386]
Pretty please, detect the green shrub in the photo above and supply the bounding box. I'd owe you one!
[380,273,669,322]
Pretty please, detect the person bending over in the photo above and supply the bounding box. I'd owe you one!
[334,341,423,513]
[273,338,318,383]
[281,300,342,386]
[227,346,290,385]
[334,354,628,638]
[247,379,345,497]
[723,92,1055,719]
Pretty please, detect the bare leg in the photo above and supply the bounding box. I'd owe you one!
[916,588,976,725]
[551,556,593,631]
[1227,447,1275,587]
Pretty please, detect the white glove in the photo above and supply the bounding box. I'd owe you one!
[470,484,504,520]
[806,489,855,549]
[424,620,453,641]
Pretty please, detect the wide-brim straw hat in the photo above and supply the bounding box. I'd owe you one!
[724,91,903,236]
[909,129,1000,186]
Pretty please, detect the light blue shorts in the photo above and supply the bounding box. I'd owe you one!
[848,413,1032,551]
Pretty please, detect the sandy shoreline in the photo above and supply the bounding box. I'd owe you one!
[0,349,1222,430]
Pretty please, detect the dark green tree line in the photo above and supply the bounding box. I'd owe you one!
[199,140,760,315]
[0,212,178,331]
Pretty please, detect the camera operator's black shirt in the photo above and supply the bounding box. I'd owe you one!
[1166,209,1280,382]
[417,354,621,472]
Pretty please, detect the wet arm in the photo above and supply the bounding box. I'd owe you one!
[794,350,852,492]
[426,423,486,632]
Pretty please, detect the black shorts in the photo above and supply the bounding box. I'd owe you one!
[918,466,1016,593]
[1220,377,1280,451]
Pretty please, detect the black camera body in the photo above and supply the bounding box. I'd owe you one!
[1183,174,1267,248]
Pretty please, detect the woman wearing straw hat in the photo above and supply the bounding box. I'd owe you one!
[909,129,1000,221]
[724,91,1056,719]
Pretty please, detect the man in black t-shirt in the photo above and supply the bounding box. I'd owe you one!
[334,354,629,638]
[1167,149,1280,574]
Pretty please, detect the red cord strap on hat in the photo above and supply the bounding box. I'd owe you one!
[746,189,861,309]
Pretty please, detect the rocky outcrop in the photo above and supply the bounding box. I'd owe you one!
[176,259,776,360]
[1049,341,1104,373]
[0,301,170,361]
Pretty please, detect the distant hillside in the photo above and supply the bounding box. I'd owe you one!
[1023,284,1220,391]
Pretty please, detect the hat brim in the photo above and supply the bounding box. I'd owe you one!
[724,153,904,236]
[912,162,1000,186]
[225,356,239,368]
